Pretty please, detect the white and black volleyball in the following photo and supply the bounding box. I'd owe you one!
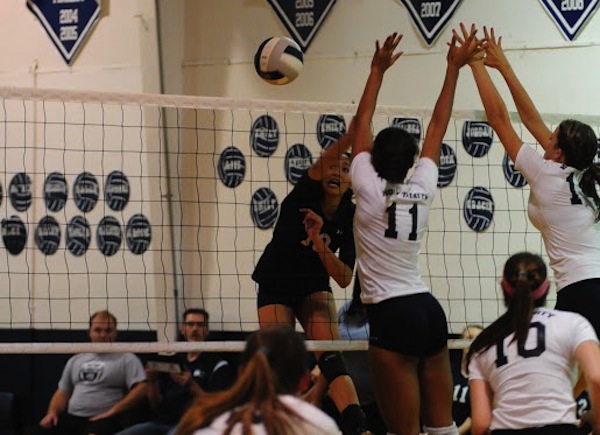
[1,215,27,255]
[218,146,246,188]
[503,153,527,188]
[392,117,422,141]
[66,216,91,257]
[463,187,495,232]
[250,115,279,157]
[254,36,304,85]
[105,170,130,211]
[285,143,313,185]
[9,172,32,212]
[73,172,99,213]
[250,187,279,230]
[44,172,68,212]
[438,143,457,188]
[96,216,122,257]
[35,215,61,255]
[317,114,346,149]
[462,121,494,158]
[126,214,152,255]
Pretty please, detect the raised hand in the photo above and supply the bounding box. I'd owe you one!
[481,26,509,71]
[300,208,324,246]
[371,33,404,74]
[448,23,483,69]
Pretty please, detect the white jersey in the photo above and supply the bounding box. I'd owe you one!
[350,152,437,303]
[192,395,341,435]
[516,145,600,291]
[468,308,598,430]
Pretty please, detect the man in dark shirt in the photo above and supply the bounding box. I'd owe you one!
[115,308,235,435]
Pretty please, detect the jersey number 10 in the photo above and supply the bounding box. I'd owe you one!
[495,321,546,368]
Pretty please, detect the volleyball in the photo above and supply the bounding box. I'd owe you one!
[254,36,304,85]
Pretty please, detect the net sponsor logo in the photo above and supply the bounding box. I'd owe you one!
[218,146,246,188]
[74,171,99,212]
[44,172,68,212]
[9,172,32,212]
[126,214,151,255]
[251,187,279,229]
[35,215,61,255]
[1,216,27,255]
[251,115,279,157]
[105,170,130,211]
[392,117,422,141]
[463,187,495,232]
[285,143,313,185]
[438,143,457,188]
[317,114,346,149]
[97,216,122,256]
[67,216,91,257]
[462,121,494,158]
[503,153,527,188]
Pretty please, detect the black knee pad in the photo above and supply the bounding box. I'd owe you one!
[318,351,348,384]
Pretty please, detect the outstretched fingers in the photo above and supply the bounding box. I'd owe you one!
[371,32,404,72]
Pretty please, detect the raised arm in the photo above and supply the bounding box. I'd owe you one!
[421,23,481,165]
[308,130,354,181]
[351,33,403,160]
[482,26,552,150]
[469,55,523,162]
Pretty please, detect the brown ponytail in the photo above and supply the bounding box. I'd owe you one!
[176,326,308,435]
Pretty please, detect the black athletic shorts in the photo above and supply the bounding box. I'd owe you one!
[491,424,580,434]
[366,292,448,356]
[256,280,332,313]
[555,278,600,337]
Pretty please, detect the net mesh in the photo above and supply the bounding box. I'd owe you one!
[1,86,594,352]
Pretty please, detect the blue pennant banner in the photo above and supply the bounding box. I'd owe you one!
[27,0,101,65]
[266,0,337,51]
[398,0,462,46]
[539,0,600,40]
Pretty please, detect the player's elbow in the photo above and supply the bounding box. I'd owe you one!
[470,422,490,435]
[333,274,352,288]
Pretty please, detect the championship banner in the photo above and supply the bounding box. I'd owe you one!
[539,0,600,40]
[266,0,337,51]
[397,0,462,46]
[27,0,101,65]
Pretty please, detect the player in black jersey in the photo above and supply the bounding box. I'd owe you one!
[252,124,369,435]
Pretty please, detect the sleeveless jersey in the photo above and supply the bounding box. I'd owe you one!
[515,145,600,291]
[468,308,598,430]
[350,152,437,303]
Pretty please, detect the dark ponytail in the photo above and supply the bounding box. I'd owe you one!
[580,164,600,221]
[467,253,548,368]
[176,326,308,435]
[557,119,600,220]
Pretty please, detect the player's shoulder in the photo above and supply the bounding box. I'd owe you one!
[534,307,589,327]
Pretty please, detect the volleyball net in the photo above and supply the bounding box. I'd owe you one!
[0,86,586,353]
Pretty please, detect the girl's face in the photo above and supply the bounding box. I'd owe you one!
[543,126,564,163]
[322,155,351,197]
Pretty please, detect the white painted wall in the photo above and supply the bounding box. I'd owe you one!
[0,0,161,93]
[164,0,600,117]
